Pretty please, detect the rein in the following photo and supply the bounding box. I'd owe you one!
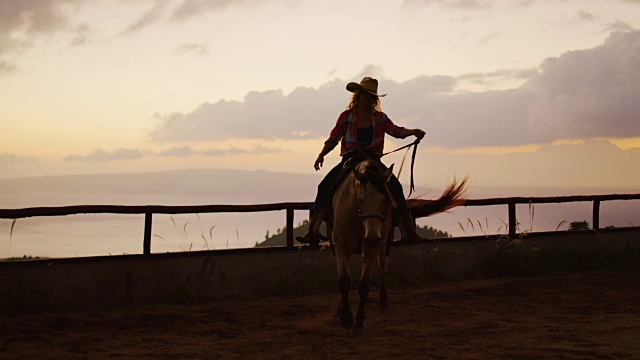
[381,139,421,197]
[357,194,388,221]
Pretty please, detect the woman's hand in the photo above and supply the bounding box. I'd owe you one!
[314,154,324,171]
[412,129,426,140]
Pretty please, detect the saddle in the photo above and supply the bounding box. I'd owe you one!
[318,150,396,256]
[329,150,383,194]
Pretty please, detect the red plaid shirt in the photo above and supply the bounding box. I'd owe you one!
[325,109,408,156]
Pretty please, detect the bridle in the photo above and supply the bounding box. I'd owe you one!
[355,180,390,222]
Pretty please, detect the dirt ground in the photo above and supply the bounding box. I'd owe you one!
[2,270,640,360]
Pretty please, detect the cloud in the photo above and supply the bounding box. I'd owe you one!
[576,9,596,22]
[457,68,538,86]
[173,43,208,56]
[404,0,492,9]
[124,0,284,34]
[478,31,499,44]
[0,0,83,55]
[123,0,172,34]
[0,61,18,76]
[527,30,640,141]
[170,0,248,21]
[159,146,194,157]
[197,148,246,156]
[68,23,92,47]
[603,20,635,33]
[64,148,143,162]
[159,145,282,157]
[149,30,640,149]
[0,153,37,163]
[149,80,344,142]
[148,73,535,147]
[252,145,281,154]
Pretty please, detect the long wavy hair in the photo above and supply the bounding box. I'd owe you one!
[346,90,381,112]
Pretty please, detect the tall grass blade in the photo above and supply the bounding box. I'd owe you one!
[556,220,568,231]
[497,218,508,235]
[183,222,190,239]
[170,216,181,237]
[9,219,17,258]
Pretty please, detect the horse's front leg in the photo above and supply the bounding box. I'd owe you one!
[353,251,375,335]
[335,249,353,329]
[379,243,389,311]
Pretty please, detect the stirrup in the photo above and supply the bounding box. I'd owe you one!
[295,231,319,245]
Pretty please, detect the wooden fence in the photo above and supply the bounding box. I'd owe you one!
[1,194,639,255]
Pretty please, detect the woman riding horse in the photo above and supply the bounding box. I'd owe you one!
[296,77,426,245]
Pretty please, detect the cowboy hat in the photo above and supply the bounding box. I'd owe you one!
[346,77,387,97]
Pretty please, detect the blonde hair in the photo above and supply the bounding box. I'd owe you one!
[346,91,381,112]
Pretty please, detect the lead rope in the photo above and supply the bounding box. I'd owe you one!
[381,139,420,197]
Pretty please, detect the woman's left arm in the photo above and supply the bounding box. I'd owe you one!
[383,113,426,140]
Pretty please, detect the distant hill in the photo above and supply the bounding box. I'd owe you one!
[256,220,451,247]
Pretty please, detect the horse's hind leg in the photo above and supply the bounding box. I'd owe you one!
[336,251,353,329]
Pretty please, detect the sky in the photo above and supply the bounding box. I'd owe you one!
[1,0,640,191]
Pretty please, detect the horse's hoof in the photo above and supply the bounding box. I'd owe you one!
[340,316,353,329]
[351,326,364,337]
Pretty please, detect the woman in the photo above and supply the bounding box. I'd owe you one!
[296,77,426,245]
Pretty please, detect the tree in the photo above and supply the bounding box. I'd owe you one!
[569,221,590,231]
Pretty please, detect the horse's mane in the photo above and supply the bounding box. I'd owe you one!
[356,159,390,196]
[407,176,468,218]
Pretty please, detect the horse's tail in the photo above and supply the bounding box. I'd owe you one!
[407,176,468,218]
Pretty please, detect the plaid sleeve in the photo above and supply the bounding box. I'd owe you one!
[324,110,347,149]
[382,112,408,139]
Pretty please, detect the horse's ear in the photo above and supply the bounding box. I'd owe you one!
[352,168,367,184]
[384,164,394,182]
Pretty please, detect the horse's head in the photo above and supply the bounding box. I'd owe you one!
[352,161,395,248]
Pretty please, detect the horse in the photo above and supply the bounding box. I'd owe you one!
[331,157,467,335]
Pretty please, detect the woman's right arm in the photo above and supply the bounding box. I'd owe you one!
[315,111,347,170]
[314,143,334,170]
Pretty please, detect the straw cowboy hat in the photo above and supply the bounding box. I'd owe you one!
[346,77,387,97]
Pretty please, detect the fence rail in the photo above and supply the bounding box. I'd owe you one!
[1,194,639,255]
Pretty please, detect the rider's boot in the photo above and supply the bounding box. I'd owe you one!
[398,207,425,244]
[295,211,321,246]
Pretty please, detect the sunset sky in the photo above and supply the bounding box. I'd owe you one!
[1,0,639,190]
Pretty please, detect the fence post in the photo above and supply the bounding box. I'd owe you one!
[593,200,600,230]
[144,211,152,255]
[508,202,516,238]
[286,208,294,248]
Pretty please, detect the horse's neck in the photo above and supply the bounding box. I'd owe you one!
[332,173,359,215]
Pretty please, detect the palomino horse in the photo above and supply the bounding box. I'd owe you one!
[332,157,467,335]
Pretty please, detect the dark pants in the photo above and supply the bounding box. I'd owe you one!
[312,154,409,215]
